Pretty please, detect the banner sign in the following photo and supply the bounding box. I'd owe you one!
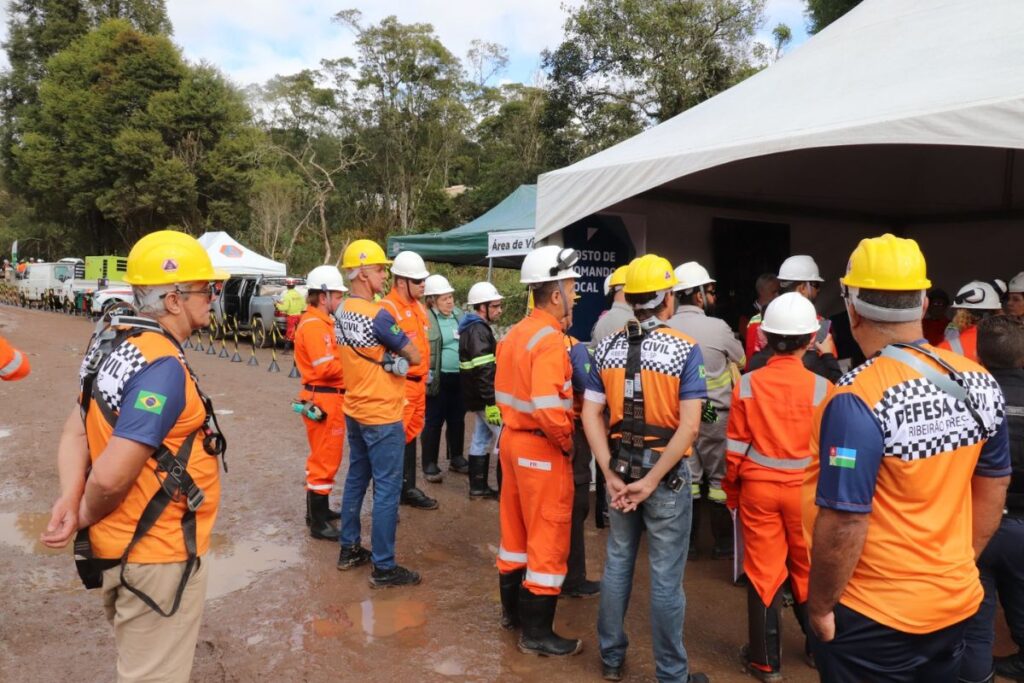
[487,230,534,258]
[563,215,636,342]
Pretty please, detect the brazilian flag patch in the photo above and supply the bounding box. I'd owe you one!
[134,390,167,415]
[390,324,401,335]
[698,365,707,379]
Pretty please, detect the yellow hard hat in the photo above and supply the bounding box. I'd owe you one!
[124,230,228,286]
[841,233,931,291]
[623,254,678,294]
[609,265,628,288]
[342,239,391,269]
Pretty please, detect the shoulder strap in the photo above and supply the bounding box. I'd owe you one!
[880,343,985,430]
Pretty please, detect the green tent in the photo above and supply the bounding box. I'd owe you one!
[386,185,536,266]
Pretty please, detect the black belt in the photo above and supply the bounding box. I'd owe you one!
[406,375,423,383]
[303,384,345,394]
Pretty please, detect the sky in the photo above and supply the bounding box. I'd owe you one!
[0,0,811,89]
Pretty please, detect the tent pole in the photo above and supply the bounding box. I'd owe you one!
[487,258,493,283]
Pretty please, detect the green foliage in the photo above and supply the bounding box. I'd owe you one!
[806,0,861,33]
[542,0,767,161]
[423,262,527,322]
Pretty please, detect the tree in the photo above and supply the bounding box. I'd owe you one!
[806,0,861,33]
[13,20,257,251]
[542,0,767,161]
[335,10,471,234]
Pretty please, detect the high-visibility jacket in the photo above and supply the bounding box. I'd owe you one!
[336,295,410,425]
[80,327,219,562]
[803,340,1010,634]
[586,324,707,455]
[294,306,345,389]
[939,324,979,362]
[744,314,766,370]
[275,288,306,316]
[723,354,830,508]
[381,290,430,380]
[495,308,574,454]
[0,335,30,381]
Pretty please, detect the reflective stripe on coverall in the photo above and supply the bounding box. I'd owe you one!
[939,325,979,363]
[0,334,29,381]
[381,292,431,442]
[495,308,575,595]
[294,307,346,494]
[723,355,830,605]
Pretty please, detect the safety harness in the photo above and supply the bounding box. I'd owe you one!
[74,314,227,617]
[608,319,680,486]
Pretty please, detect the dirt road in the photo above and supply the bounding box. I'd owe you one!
[0,305,1005,682]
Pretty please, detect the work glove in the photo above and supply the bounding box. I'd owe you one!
[485,404,502,426]
[701,400,719,424]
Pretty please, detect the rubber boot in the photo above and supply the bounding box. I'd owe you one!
[306,496,341,524]
[420,423,443,482]
[594,466,608,529]
[446,416,465,469]
[468,453,499,499]
[743,584,783,682]
[710,501,734,560]
[400,441,438,510]
[516,587,583,657]
[562,483,599,597]
[499,569,524,630]
[449,452,469,474]
[307,491,340,541]
[688,493,702,560]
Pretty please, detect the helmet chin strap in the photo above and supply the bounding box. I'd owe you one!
[558,279,571,328]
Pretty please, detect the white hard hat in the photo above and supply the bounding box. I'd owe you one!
[778,255,824,283]
[953,281,1002,310]
[306,265,347,293]
[424,274,454,297]
[602,274,613,297]
[671,261,715,293]
[467,281,503,306]
[760,292,819,335]
[520,245,581,285]
[390,251,430,279]
[1009,271,1024,293]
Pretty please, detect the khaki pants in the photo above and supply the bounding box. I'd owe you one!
[101,558,209,683]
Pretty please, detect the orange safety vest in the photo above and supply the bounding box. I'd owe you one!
[495,308,574,454]
[337,295,405,424]
[294,306,344,389]
[0,334,30,381]
[938,324,979,362]
[81,325,220,563]
[724,355,830,500]
[381,290,430,380]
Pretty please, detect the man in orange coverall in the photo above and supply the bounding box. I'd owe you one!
[381,250,437,511]
[295,265,348,540]
[0,334,30,381]
[724,292,832,681]
[494,244,583,657]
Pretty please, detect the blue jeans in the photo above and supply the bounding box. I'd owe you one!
[469,410,500,455]
[598,468,692,683]
[339,417,404,569]
[961,516,1024,682]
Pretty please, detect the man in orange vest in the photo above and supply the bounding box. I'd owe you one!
[803,235,1010,681]
[293,265,348,540]
[382,250,437,511]
[0,334,30,381]
[495,244,583,657]
[724,292,831,681]
[939,280,1003,363]
[336,239,422,587]
[583,255,709,683]
[40,230,229,682]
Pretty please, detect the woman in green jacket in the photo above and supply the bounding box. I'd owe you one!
[421,275,468,481]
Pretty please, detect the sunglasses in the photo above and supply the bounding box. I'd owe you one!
[408,277,426,285]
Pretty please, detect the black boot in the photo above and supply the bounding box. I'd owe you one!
[743,584,783,682]
[400,440,438,510]
[468,454,499,499]
[305,494,341,524]
[517,587,583,657]
[420,424,443,483]
[499,569,524,630]
[449,452,469,474]
[710,501,734,560]
[307,491,340,541]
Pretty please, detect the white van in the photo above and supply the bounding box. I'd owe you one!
[18,261,77,306]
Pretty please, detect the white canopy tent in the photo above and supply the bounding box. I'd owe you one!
[536,0,1024,239]
[197,231,286,276]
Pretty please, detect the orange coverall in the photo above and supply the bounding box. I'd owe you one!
[0,335,30,381]
[294,306,346,494]
[494,308,575,596]
[723,354,831,606]
[939,324,979,363]
[381,291,431,443]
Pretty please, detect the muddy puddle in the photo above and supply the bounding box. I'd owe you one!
[204,534,301,601]
[310,598,428,642]
[0,511,69,556]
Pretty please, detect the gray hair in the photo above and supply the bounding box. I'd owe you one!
[345,268,362,282]
[132,284,176,317]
